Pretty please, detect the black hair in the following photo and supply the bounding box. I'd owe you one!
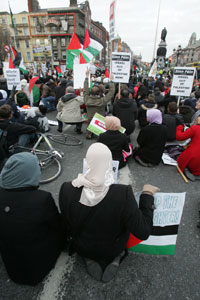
[39,105,48,116]
[121,89,129,98]
[0,104,12,119]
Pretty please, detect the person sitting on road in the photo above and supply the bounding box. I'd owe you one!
[133,108,167,167]
[113,88,137,140]
[25,105,49,133]
[176,110,200,181]
[0,152,64,285]
[98,116,131,169]
[35,79,56,112]
[84,69,115,139]
[56,86,85,134]
[0,104,36,148]
[59,142,158,282]
[162,102,184,141]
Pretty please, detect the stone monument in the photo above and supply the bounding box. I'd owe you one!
[156,27,167,68]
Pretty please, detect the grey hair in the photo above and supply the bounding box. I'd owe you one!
[66,86,74,94]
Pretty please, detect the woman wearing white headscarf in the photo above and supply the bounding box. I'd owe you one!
[0,152,64,285]
[59,143,159,282]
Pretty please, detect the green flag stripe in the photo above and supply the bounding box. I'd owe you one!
[129,244,176,255]
[86,46,100,57]
[19,67,28,74]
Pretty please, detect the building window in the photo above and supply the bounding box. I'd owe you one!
[44,39,49,45]
[23,27,28,35]
[33,17,37,23]
[61,38,66,47]
[42,16,46,23]
[13,18,16,24]
[62,51,66,60]
[69,26,74,33]
[22,17,26,24]
[25,40,29,48]
[52,38,57,47]
[26,52,31,61]
[2,18,6,24]
[36,39,40,46]
[54,51,58,59]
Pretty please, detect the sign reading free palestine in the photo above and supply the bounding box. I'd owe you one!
[127,192,186,255]
[87,113,126,136]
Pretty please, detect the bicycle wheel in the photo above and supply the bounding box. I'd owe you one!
[36,153,62,184]
[47,134,82,146]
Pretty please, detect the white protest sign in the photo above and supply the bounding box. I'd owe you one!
[83,158,119,183]
[5,68,21,90]
[74,63,90,89]
[109,0,116,41]
[148,60,157,79]
[61,65,66,74]
[112,52,131,83]
[170,67,196,97]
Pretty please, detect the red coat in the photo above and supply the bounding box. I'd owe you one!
[176,125,200,175]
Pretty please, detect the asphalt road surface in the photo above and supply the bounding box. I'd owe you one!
[0,111,199,300]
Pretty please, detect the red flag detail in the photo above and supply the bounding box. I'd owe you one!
[83,29,90,49]
[56,66,62,74]
[126,233,143,249]
[11,46,17,58]
[9,55,15,69]
[80,53,87,64]
[105,68,109,78]
[67,33,81,50]
[29,76,39,94]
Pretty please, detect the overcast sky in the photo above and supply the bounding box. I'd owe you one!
[1,0,200,62]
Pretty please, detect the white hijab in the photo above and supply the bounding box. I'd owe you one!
[72,143,115,207]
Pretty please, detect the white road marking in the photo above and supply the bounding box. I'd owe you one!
[37,252,75,300]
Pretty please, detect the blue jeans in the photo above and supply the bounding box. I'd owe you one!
[18,133,37,147]
[42,96,56,111]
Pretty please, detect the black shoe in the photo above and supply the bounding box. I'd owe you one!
[85,259,103,281]
[134,156,149,167]
[75,128,83,134]
[57,128,63,133]
[184,168,196,181]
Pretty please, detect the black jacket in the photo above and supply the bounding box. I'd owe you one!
[136,123,167,165]
[162,113,184,141]
[59,182,154,264]
[0,187,64,285]
[0,119,36,146]
[113,98,137,135]
[55,80,67,101]
[98,130,130,168]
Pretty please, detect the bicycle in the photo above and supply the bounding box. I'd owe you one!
[14,133,64,184]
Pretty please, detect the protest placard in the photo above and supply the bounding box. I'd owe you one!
[87,113,126,136]
[170,67,196,97]
[73,63,90,89]
[148,60,157,79]
[162,153,177,166]
[83,159,119,184]
[5,68,21,90]
[112,52,131,83]
[127,192,186,255]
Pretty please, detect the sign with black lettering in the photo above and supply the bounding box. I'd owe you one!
[5,69,21,90]
[170,67,196,97]
[112,52,131,83]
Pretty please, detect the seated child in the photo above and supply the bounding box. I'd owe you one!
[98,116,132,169]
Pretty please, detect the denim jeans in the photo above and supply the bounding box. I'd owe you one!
[18,133,37,147]
[42,96,56,111]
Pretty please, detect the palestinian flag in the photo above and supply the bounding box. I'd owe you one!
[127,192,186,255]
[29,76,39,94]
[8,54,14,69]
[66,33,93,70]
[19,57,28,74]
[83,29,103,57]
[10,46,23,68]
[56,66,62,77]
